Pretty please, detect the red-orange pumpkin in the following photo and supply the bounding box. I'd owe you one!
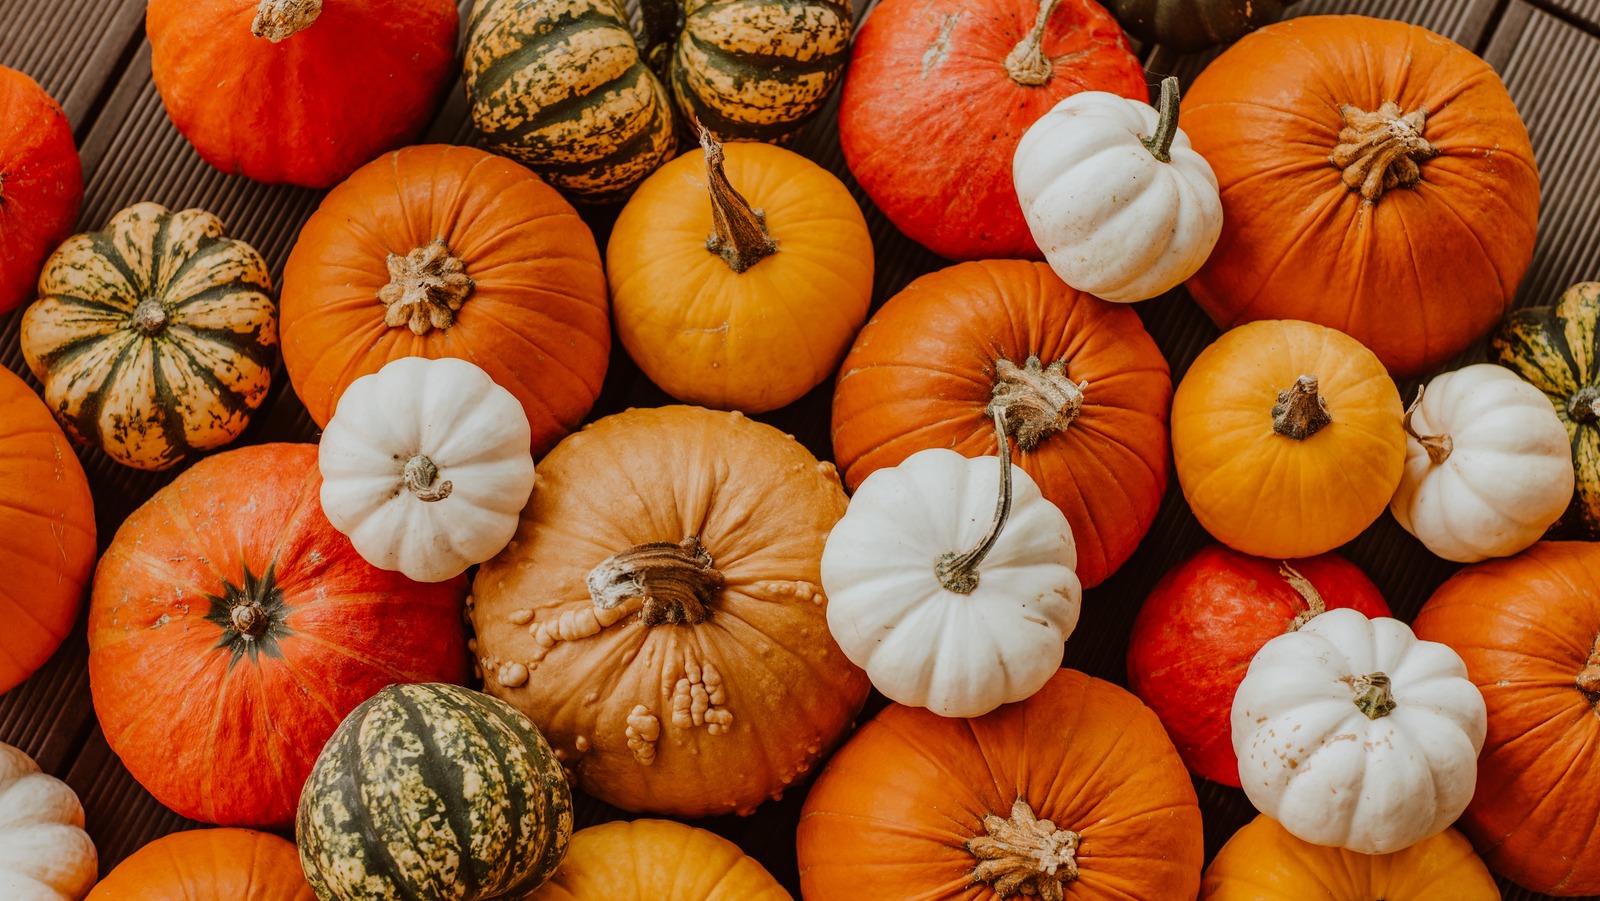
[87,828,315,900]
[0,65,81,315]
[87,443,469,829]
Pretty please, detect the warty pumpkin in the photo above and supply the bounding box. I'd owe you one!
[85,829,313,901]
[1109,0,1300,52]
[0,65,81,316]
[0,741,96,901]
[525,819,791,901]
[147,0,458,187]
[832,260,1171,589]
[22,202,277,471]
[279,144,610,458]
[471,405,870,817]
[1180,15,1540,377]
[88,443,470,830]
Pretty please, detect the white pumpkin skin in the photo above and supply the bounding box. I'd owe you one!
[319,356,537,583]
[1390,363,1574,563]
[820,447,1081,718]
[1232,608,1487,855]
[1013,76,1222,303]
[0,742,96,901]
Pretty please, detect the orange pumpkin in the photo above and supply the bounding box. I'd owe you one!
[280,144,610,457]
[1171,319,1404,558]
[526,820,791,901]
[797,668,1204,899]
[87,828,315,900]
[831,260,1170,588]
[0,65,82,315]
[1180,15,1539,377]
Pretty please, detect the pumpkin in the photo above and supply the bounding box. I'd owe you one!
[87,443,470,830]
[607,127,872,413]
[1014,76,1223,303]
[318,356,536,583]
[1108,0,1300,52]
[1201,815,1498,901]
[1413,541,1600,895]
[526,819,790,901]
[471,405,870,817]
[0,365,95,697]
[1171,319,1405,558]
[798,668,1204,899]
[0,741,96,901]
[0,65,81,316]
[1180,15,1540,377]
[21,202,276,471]
[147,0,458,187]
[86,829,312,901]
[1126,545,1390,786]
[838,0,1147,260]
[831,260,1171,589]
[297,683,572,901]
[1492,282,1600,539]
[279,144,610,457]
[1391,364,1574,563]
[1233,607,1487,854]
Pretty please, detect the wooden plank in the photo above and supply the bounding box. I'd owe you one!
[63,730,193,877]
[0,0,144,131]
[1529,0,1600,31]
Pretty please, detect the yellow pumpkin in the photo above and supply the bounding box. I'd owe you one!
[606,128,874,413]
[1171,319,1404,557]
[526,820,791,901]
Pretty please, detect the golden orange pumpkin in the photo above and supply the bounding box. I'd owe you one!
[526,820,790,901]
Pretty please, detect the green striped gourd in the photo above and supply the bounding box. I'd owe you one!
[297,683,574,901]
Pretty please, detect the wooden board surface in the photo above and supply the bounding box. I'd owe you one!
[2,1,1598,899]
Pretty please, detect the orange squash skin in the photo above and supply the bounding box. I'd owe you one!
[0,65,81,316]
[527,820,792,901]
[87,828,316,900]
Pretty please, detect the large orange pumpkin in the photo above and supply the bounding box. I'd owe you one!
[280,144,610,457]
[1413,541,1600,896]
[831,260,1170,588]
[0,65,82,315]
[1180,15,1539,377]
[86,828,315,900]
[797,668,1204,899]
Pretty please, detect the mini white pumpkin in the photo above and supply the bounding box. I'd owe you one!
[820,414,1081,718]
[1232,607,1487,855]
[1390,363,1574,563]
[1013,76,1223,303]
[0,741,96,901]
[319,356,536,582]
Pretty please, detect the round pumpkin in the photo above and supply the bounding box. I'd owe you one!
[279,144,610,457]
[1126,545,1390,786]
[838,0,1147,260]
[1413,541,1600,895]
[0,740,96,901]
[832,260,1170,588]
[608,129,873,413]
[526,820,790,901]
[1108,0,1299,52]
[1171,319,1405,558]
[87,443,470,830]
[86,829,313,901]
[797,668,1204,899]
[471,405,870,817]
[1180,15,1539,377]
[1201,815,1498,900]
[147,0,458,187]
[22,202,277,471]
[0,65,81,316]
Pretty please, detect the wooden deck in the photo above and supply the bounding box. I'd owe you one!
[2,1,1597,898]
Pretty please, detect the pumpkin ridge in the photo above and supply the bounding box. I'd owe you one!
[679,31,842,76]
[144,339,206,465]
[465,6,633,101]
[85,230,149,302]
[498,96,667,169]
[387,686,485,899]
[61,331,146,451]
[155,233,261,299]
[332,701,414,901]
[1408,180,1514,300]
[446,683,554,889]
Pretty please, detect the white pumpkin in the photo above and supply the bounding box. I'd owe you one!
[1013,75,1222,303]
[0,741,96,901]
[1232,607,1487,855]
[820,416,1081,718]
[1390,363,1574,563]
[319,356,536,583]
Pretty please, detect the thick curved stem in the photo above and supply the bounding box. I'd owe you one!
[252,0,322,41]
[132,299,168,336]
[968,798,1079,901]
[403,454,453,502]
[986,356,1087,452]
[1351,672,1397,720]
[1003,0,1062,86]
[1141,77,1182,163]
[1271,375,1332,440]
[1568,386,1600,425]
[1280,562,1326,631]
[1330,101,1438,203]
[1403,386,1453,465]
[588,537,724,626]
[699,124,776,273]
[935,410,1014,594]
[379,239,475,335]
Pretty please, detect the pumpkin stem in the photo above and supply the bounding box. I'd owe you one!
[252,0,322,41]
[1577,635,1600,697]
[402,454,453,502]
[230,602,268,638]
[1271,375,1332,440]
[1003,0,1062,86]
[588,537,724,626]
[1567,386,1600,425]
[378,239,474,335]
[1402,386,1453,465]
[1350,672,1397,720]
[986,356,1087,452]
[967,797,1080,901]
[936,410,1015,594]
[1329,101,1438,203]
[1141,77,1182,163]
[132,299,169,336]
[699,124,777,274]
[1280,562,1326,631]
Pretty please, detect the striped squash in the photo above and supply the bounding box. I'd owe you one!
[20,202,276,471]
[297,683,573,901]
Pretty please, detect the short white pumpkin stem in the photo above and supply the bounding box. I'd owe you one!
[1351,672,1397,720]
[1141,76,1182,164]
[1280,562,1326,631]
[936,409,1014,594]
[967,797,1080,901]
[1403,386,1453,465]
[1003,0,1062,86]
[403,454,453,502]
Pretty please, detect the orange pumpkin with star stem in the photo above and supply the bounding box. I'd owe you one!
[87,829,315,900]
[0,65,81,316]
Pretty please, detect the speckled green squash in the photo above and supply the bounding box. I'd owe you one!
[297,683,573,901]
[20,201,276,471]
[1492,282,1600,538]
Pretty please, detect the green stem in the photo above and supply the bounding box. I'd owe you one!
[1141,77,1182,163]
[935,410,1014,594]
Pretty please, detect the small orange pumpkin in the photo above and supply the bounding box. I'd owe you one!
[527,820,791,901]
[86,828,315,900]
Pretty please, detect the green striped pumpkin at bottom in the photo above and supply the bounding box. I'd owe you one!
[297,683,574,901]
